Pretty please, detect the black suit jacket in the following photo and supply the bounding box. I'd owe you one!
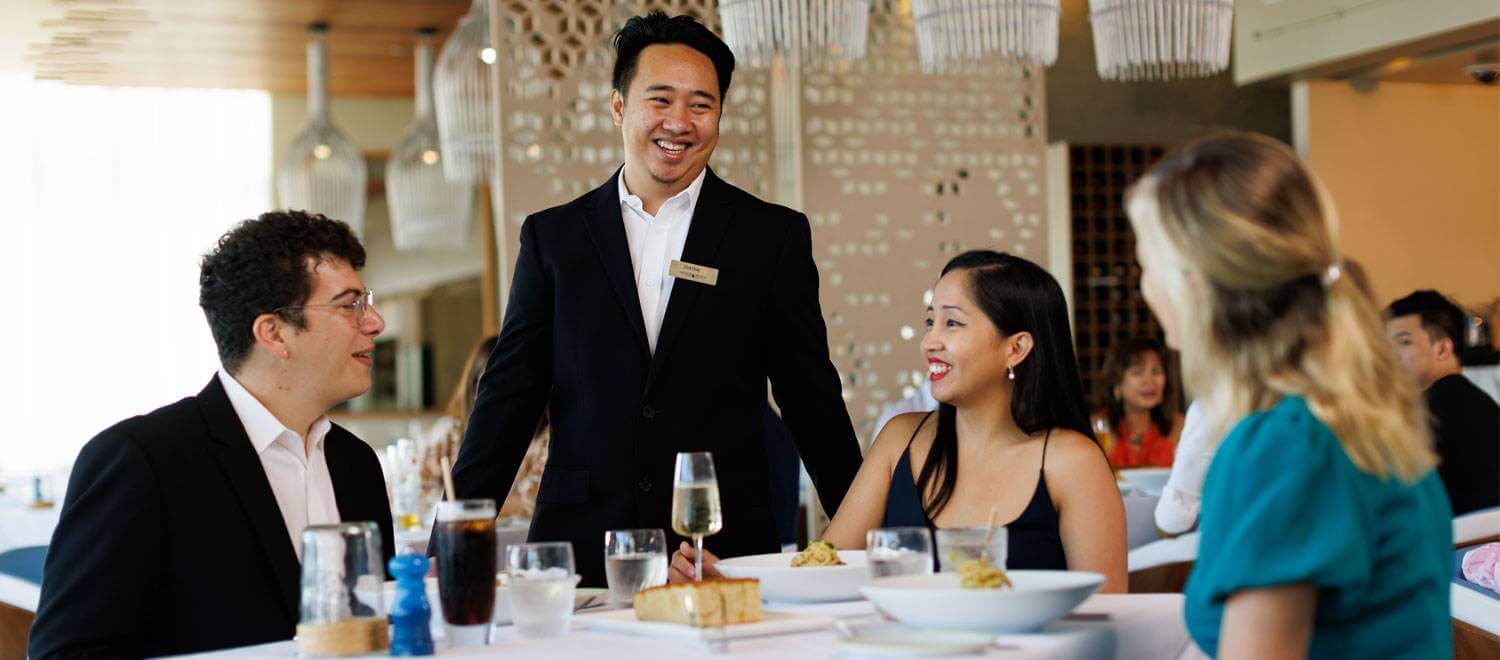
[1427,373,1500,515]
[453,167,861,585]
[28,377,395,659]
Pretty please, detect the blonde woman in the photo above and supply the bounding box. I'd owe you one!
[1126,132,1450,658]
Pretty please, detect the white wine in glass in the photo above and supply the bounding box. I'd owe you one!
[671,452,722,581]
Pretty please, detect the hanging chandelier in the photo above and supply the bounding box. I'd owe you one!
[911,0,1061,73]
[388,29,475,251]
[434,0,494,182]
[718,0,874,69]
[277,24,367,234]
[1089,0,1234,81]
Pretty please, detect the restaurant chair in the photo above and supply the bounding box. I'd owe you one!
[0,545,45,659]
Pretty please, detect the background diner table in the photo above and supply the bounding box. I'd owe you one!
[186,593,1203,659]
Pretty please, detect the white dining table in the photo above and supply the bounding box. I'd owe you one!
[182,593,1204,660]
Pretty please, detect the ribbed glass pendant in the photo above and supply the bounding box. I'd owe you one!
[434,0,494,181]
[911,0,1061,73]
[719,0,873,69]
[388,29,475,250]
[1089,0,1234,81]
[277,25,367,234]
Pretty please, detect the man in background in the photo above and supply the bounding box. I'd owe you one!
[1385,290,1499,515]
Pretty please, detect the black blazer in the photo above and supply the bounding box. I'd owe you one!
[28,377,395,659]
[453,167,862,585]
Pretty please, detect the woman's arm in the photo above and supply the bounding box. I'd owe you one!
[1217,584,1316,660]
[819,412,928,549]
[1048,430,1129,593]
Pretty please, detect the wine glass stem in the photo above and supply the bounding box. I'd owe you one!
[693,534,704,582]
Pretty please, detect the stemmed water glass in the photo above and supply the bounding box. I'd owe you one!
[671,452,722,581]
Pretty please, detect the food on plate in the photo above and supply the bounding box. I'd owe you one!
[789,540,844,567]
[957,557,1013,589]
[633,578,763,626]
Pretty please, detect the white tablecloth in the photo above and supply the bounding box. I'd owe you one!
[185,594,1201,660]
[0,503,60,554]
[1122,494,1161,551]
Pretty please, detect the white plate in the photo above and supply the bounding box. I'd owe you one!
[715,550,869,602]
[860,570,1104,633]
[576,607,833,641]
[1117,467,1170,495]
[839,628,996,656]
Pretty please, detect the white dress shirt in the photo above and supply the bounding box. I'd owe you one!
[618,168,706,353]
[1154,401,1218,535]
[216,369,341,562]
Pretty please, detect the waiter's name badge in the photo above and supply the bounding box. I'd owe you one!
[669,260,719,286]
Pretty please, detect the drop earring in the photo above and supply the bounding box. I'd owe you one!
[1007,365,1015,381]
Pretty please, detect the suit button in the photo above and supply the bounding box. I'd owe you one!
[638,477,653,493]
[642,405,657,419]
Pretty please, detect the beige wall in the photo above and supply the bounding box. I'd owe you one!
[1302,80,1500,309]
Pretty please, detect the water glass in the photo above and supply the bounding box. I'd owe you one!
[604,529,668,605]
[297,522,388,656]
[935,526,1008,573]
[434,499,497,646]
[865,527,935,578]
[507,542,578,638]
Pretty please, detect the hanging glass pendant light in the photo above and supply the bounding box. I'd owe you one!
[718,0,874,69]
[388,29,474,250]
[911,0,1061,73]
[1089,0,1234,81]
[434,0,493,181]
[277,24,367,234]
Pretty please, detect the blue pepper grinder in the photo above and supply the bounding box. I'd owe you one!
[388,554,435,656]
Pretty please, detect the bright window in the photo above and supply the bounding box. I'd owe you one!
[0,74,272,474]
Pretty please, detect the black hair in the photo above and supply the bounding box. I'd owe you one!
[1096,336,1176,436]
[199,210,367,373]
[1384,290,1466,348]
[917,251,1097,519]
[611,10,735,102]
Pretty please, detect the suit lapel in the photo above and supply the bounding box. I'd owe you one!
[583,168,651,354]
[197,376,302,624]
[645,168,734,394]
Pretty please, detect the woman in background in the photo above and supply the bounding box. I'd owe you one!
[1128,131,1450,658]
[1093,337,1183,468]
[425,335,548,518]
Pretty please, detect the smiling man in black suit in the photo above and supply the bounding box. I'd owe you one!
[452,11,862,585]
[29,211,395,658]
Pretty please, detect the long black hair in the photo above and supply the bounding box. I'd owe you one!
[916,250,1097,519]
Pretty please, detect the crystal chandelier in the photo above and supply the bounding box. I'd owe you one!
[434,0,494,181]
[277,25,367,234]
[911,0,1061,73]
[1089,0,1234,81]
[388,29,475,251]
[718,0,874,68]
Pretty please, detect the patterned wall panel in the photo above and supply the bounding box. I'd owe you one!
[491,1,1047,443]
[797,1,1049,441]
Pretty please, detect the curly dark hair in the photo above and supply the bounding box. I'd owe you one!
[612,10,735,101]
[199,210,366,372]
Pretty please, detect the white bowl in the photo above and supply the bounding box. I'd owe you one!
[715,550,870,602]
[859,570,1104,632]
[1118,467,1171,495]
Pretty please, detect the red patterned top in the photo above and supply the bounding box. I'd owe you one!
[1106,419,1176,469]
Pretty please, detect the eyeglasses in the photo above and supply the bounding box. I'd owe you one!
[274,289,375,321]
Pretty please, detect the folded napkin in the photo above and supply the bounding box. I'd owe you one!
[1462,543,1500,592]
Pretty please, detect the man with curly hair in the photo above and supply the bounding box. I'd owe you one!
[29,210,396,658]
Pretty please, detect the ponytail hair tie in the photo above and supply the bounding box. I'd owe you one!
[1320,260,1344,289]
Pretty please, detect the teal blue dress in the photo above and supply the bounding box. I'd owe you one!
[1184,397,1452,658]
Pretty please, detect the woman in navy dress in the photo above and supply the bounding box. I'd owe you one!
[672,251,1127,591]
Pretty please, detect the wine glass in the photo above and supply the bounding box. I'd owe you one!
[671,452,722,582]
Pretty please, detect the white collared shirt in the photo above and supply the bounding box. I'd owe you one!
[217,369,342,562]
[618,167,706,353]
